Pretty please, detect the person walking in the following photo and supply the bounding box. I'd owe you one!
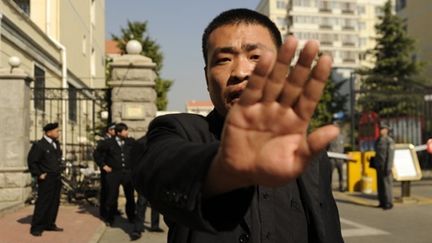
[375,123,395,210]
[27,122,64,236]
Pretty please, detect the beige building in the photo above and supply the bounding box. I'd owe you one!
[186,100,214,116]
[396,0,432,80]
[256,0,393,80]
[1,0,106,160]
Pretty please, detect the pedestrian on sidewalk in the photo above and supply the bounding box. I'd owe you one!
[130,193,163,240]
[93,122,136,226]
[329,123,346,192]
[375,123,395,210]
[93,122,120,220]
[27,122,64,236]
[133,8,343,243]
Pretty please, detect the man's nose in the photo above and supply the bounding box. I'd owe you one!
[230,57,254,83]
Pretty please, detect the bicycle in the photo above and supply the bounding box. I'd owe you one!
[61,160,101,206]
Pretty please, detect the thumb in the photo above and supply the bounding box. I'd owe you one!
[307,125,340,154]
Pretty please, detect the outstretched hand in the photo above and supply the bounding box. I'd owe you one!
[206,36,339,196]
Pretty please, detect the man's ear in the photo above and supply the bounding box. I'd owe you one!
[204,66,209,91]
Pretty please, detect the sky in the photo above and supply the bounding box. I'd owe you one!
[105,0,260,111]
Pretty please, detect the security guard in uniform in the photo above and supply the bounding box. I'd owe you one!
[93,122,136,225]
[27,122,64,236]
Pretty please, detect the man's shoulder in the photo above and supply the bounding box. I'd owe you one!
[150,113,209,129]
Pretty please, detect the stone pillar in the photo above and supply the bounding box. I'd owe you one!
[108,42,157,139]
[0,66,33,204]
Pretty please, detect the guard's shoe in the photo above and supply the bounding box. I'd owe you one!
[46,225,64,231]
[30,231,43,236]
[130,231,142,241]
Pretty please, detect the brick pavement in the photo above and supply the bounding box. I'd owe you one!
[0,204,105,243]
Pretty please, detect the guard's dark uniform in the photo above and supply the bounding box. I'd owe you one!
[93,136,136,223]
[27,137,62,234]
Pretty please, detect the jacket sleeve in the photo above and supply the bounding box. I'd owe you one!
[133,115,254,233]
[93,139,108,168]
[27,143,44,177]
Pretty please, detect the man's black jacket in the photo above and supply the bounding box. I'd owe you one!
[27,138,62,177]
[93,137,136,171]
[133,110,344,243]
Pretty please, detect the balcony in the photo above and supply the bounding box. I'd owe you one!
[342,42,356,47]
[319,25,333,30]
[319,8,332,13]
[343,58,356,63]
[342,25,355,31]
[342,9,355,14]
[321,41,333,46]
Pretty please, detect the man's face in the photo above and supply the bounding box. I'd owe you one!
[117,129,129,139]
[107,128,115,137]
[205,23,277,116]
[46,128,60,140]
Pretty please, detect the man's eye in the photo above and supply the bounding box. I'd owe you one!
[216,57,230,64]
[250,55,260,61]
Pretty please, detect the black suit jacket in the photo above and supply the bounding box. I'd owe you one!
[27,137,62,177]
[134,110,344,243]
[93,137,136,171]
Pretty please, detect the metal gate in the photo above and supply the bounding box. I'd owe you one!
[30,87,111,166]
[350,85,432,169]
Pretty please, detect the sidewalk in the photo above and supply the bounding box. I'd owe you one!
[0,203,105,243]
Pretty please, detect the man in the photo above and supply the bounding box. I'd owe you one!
[329,126,345,192]
[375,123,395,210]
[134,8,343,242]
[27,122,64,236]
[130,193,163,240]
[93,122,117,220]
[94,122,136,225]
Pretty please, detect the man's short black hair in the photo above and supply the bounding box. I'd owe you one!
[115,122,128,134]
[202,8,283,65]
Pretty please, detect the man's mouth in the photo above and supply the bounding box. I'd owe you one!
[228,90,242,103]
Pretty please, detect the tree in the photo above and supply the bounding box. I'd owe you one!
[357,0,423,116]
[111,21,173,110]
[310,74,348,129]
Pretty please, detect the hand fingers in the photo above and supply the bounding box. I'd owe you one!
[261,36,297,103]
[293,54,332,121]
[279,40,320,107]
[238,51,274,106]
[307,125,340,154]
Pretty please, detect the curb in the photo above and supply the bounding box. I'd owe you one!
[89,223,107,243]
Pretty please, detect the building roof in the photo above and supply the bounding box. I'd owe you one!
[186,100,214,108]
[105,40,122,55]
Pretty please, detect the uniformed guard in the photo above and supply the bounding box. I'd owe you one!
[27,122,64,236]
[93,122,136,226]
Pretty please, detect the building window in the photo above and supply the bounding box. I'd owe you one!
[276,0,286,9]
[68,85,77,122]
[34,66,45,111]
[13,0,30,15]
[396,0,406,11]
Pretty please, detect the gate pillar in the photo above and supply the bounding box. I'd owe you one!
[0,61,33,206]
[108,41,157,139]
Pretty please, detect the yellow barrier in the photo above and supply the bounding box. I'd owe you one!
[346,151,377,193]
[347,151,362,192]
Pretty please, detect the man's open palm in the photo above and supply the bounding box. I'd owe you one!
[216,37,339,189]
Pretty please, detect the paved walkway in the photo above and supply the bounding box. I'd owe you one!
[0,203,105,243]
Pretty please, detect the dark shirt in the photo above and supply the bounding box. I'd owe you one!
[27,137,62,177]
[134,110,343,243]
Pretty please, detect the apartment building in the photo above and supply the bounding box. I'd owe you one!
[1,0,106,159]
[256,0,393,80]
[396,0,432,80]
